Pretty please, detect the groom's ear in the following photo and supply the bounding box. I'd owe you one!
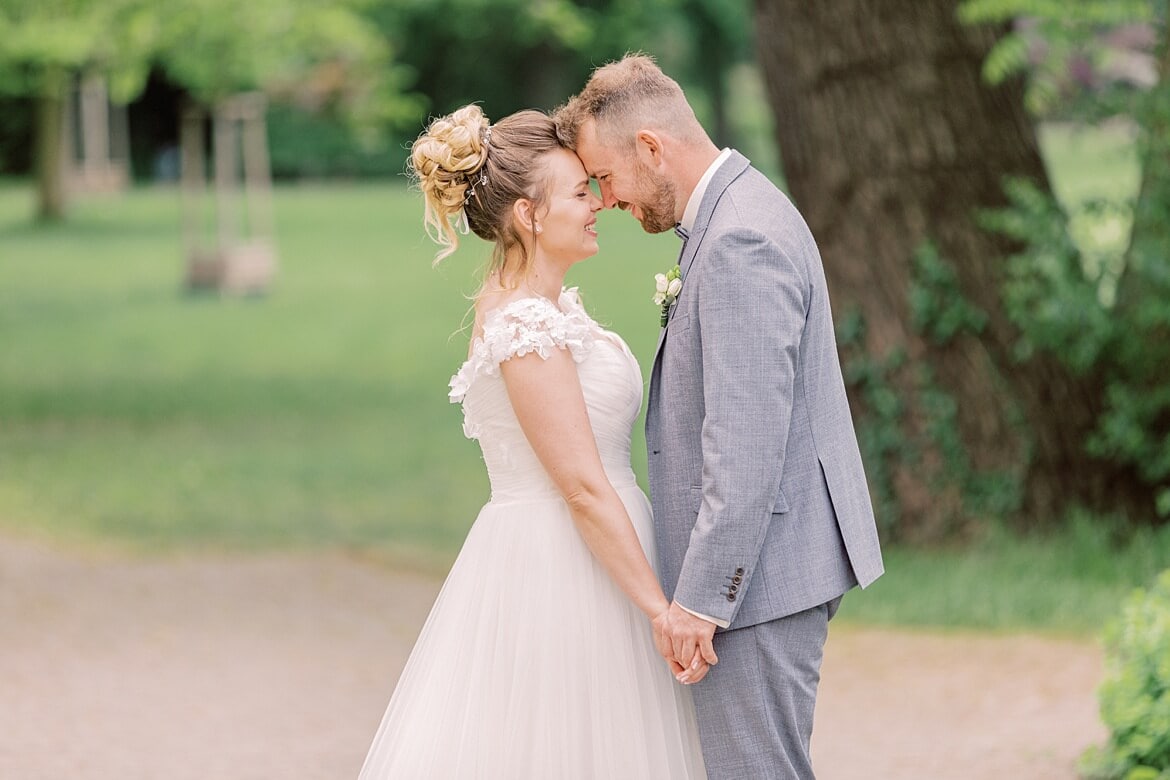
[635,130,665,170]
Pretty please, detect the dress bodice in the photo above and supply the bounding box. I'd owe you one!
[448,288,643,502]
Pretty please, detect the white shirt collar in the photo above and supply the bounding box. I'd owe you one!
[679,148,733,233]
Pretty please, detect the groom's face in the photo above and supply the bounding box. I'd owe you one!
[575,119,678,235]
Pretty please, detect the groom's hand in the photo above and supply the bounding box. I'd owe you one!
[651,611,686,676]
[665,601,718,683]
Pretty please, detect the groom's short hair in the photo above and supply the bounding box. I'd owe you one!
[555,53,706,151]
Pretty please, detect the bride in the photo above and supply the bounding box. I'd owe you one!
[357,105,707,778]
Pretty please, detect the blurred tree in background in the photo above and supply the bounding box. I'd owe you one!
[0,0,158,220]
[0,0,416,218]
[754,0,1167,540]
[156,0,410,121]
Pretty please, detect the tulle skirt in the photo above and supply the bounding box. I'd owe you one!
[359,484,706,779]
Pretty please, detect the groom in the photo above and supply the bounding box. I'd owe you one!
[556,55,884,778]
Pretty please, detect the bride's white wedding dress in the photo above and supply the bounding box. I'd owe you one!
[359,288,705,779]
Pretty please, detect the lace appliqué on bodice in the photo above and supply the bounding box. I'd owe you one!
[448,289,596,438]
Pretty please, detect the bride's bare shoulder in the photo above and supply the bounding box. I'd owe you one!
[472,287,542,324]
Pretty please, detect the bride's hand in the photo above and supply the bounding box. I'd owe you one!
[676,652,710,685]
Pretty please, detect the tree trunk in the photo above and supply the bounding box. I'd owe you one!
[753,0,1152,537]
[35,68,68,222]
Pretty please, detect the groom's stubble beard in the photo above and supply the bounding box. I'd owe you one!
[628,159,678,235]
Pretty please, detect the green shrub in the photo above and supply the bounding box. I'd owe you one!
[981,171,1170,521]
[1081,570,1170,779]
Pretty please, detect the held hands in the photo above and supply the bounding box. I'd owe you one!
[651,601,718,685]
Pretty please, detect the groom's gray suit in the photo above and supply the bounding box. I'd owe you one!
[646,151,883,779]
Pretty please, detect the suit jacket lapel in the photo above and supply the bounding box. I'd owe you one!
[650,150,752,370]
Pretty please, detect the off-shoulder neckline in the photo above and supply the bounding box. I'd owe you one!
[448,287,595,404]
[476,286,580,322]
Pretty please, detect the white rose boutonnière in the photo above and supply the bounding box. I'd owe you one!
[653,265,683,327]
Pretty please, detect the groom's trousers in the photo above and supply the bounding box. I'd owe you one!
[689,596,842,780]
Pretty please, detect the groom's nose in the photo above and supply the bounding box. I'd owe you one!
[599,182,619,209]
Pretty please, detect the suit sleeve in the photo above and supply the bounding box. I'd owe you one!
[672,226,807,624]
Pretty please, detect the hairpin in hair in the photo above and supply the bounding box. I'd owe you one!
[464,169,489,206]
[481,126,492,146]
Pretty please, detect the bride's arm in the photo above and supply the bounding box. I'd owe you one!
[500,347,670,624]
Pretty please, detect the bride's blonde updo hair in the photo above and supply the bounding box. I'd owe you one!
[409,104,564,281]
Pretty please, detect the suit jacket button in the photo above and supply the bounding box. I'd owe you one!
[726,593,736,602]
[732,575,743,584]
[728,585,739,595]
[735,567,745,576]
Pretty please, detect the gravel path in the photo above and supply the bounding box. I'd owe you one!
[0,536,1106,779]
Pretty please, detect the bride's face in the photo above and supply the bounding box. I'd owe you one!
[533,149,603,264]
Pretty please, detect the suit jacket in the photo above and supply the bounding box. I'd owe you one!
[646,151,883,629]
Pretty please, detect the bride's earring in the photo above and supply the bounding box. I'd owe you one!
[535,224,542,234]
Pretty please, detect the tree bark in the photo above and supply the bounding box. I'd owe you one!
[753,0,1152,536]
[35,68,68,222]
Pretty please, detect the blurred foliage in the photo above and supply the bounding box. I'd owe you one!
[982,177,1116,372]
[159,0,375,102]
[959,0,1159,117]
[266,103,404,179]
[368,0,672,117]
[0,0,409,115]
[1080,569,1170,778]
[158,0,427,171]
[0,0,160,102]
[348,0,755,173]
[0,95,33,171]
[909,241,990,346]
[0,0,763,180]
[0,0,424,217]
[837,311,907,540]
[961,0,1170,519]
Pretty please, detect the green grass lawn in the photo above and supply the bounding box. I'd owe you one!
[0,180,665,570]
[1,123,1165,634]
